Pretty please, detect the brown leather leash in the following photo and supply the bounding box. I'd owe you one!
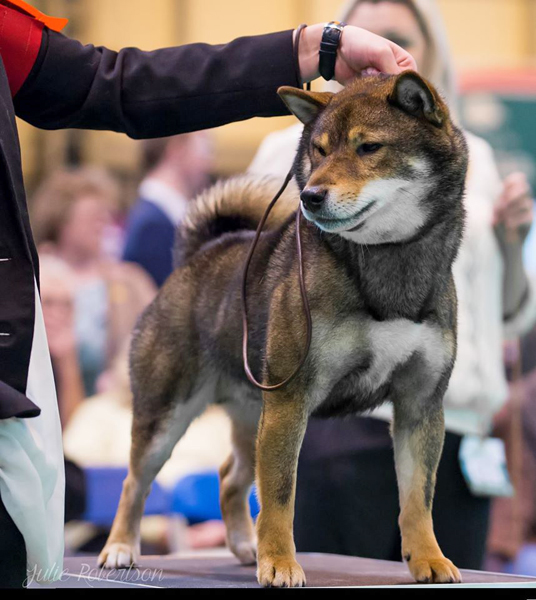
[241,168,313,391]
[241,25,314,392]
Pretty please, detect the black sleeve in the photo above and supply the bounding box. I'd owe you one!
[14,28,300,139]
[0,380,41,419]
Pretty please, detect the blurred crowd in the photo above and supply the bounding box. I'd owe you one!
[34,132,233,553]
[24,0,536,575]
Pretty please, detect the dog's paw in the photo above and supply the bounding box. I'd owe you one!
[98,543,138,570]
[407,556,462,584]
[230,539,257,565]
[257,556,306,588]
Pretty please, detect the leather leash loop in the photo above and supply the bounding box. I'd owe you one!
[241,169,313,392]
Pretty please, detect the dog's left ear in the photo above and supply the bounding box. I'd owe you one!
[278,87,333,125]
[389,71,444,128]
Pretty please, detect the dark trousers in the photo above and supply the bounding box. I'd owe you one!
[0,494,27,588]
[294,423,491,570]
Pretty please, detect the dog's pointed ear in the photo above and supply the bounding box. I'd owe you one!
[389,71,444,128]
[278,87,333,125]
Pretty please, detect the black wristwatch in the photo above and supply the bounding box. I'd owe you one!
[319,21,346,81]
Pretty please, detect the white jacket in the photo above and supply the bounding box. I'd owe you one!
[249,125,536,437]
[0,283,65,584]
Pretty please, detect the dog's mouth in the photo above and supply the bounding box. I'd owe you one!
[304,201,377,233]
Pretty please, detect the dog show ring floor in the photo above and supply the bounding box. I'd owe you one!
[35,550,536,589]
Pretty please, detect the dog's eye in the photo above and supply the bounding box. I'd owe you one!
[314,145,327,157]
[357,143,383,156]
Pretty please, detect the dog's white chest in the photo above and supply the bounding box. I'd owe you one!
[312,317,450,406]
[361,319,449,391]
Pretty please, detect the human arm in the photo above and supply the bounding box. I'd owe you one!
[14,27,300,138]
[4,3,415,138]
[44,298,85,428]
[493,172,536,337]
[52,350,85,429]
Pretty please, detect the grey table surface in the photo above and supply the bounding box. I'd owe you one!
[33,551,536,588]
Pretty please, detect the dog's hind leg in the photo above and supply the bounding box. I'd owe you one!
[98,386,210,569]
[219,417,257,565]
[392,396,462,584]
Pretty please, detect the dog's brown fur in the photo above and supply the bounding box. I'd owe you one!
[99,72,468,587]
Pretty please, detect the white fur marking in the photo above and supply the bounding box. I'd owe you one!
[362,320,448,392]
[339,178,431,244]
[309,318,449,412]
[394,429,415,505]
[310,319,365,408]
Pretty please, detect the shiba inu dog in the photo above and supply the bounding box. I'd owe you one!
[99,71,468,588]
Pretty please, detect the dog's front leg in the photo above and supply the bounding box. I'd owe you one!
[393,399,462,584]
[255,393,308,588]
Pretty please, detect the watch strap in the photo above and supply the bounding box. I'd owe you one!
[319,21,345,81]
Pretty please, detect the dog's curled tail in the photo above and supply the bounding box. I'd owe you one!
[174,174,299,266]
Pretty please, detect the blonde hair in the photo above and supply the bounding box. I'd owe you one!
[31,166,121,246]
[38,253,75,293]
[335,0,459,117]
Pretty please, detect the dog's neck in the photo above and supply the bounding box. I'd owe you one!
[316,212,462,322]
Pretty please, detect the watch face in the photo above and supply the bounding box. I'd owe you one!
[325,21,345,32]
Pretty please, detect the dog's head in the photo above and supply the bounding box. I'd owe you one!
[278,72,467,244]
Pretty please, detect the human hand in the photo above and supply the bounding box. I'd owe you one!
[296,24,416,84]
[493,172,534,243]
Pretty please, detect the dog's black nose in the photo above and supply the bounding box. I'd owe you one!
[301,188,327,213]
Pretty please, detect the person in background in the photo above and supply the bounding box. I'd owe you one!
[39,255,84,429]
[31,167,157,396]
[486,332,536,572]
[123,133,214,287]
[249,0,536,570]
[39,254,86,524]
